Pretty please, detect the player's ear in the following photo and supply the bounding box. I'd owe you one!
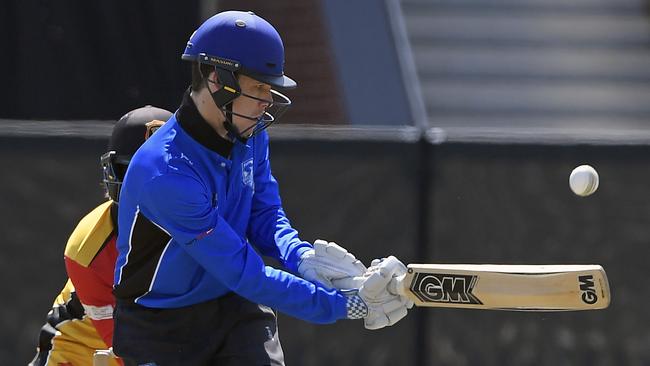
[207,70,222,91]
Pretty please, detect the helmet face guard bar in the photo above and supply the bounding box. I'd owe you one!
[223,89,291,140]
[101,151,131,203]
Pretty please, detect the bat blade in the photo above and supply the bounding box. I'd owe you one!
[394,264,610,311]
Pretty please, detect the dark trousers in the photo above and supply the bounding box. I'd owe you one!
[113,294,285,366]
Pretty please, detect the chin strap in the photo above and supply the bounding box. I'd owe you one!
[222,105,247,143]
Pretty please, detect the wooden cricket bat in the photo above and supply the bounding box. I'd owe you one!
[390,264,610,311]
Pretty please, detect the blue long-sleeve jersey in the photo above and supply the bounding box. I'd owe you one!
[113,97,347,324]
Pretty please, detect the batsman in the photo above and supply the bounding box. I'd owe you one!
[112,10,412,366]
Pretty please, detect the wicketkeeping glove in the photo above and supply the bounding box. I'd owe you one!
[298,239,367,289]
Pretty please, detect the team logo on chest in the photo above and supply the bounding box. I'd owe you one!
[242,158,254,189]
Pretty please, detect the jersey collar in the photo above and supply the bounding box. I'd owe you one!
[176,88,234,158]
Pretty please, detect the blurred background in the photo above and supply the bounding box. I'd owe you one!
[2,0,650,365]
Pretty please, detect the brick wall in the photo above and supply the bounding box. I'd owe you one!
[217,1,347,124]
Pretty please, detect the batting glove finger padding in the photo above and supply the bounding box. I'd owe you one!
[385,304,409,324]
[331,276,366,290]
[298,239,367,289]
[376,256,408,277]
[363,312,389,330]
[387,273,415,309]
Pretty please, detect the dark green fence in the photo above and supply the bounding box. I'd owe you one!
[2,128,646,365]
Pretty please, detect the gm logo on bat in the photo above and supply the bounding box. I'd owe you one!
[410,273,483,304]
[579,275,598,304]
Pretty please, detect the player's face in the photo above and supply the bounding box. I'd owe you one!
[231,75,272,137]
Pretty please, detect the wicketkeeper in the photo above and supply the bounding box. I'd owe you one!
[29,106,172,366]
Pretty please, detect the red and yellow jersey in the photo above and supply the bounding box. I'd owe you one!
[31,201,122,366]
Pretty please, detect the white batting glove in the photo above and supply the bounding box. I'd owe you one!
[298,239,367,289]
[341,256,413,330]
[371,257,415,310]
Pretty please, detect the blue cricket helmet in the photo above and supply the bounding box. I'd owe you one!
[182,11,296,89]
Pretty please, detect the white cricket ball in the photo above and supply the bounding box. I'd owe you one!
[569,165,599,197]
